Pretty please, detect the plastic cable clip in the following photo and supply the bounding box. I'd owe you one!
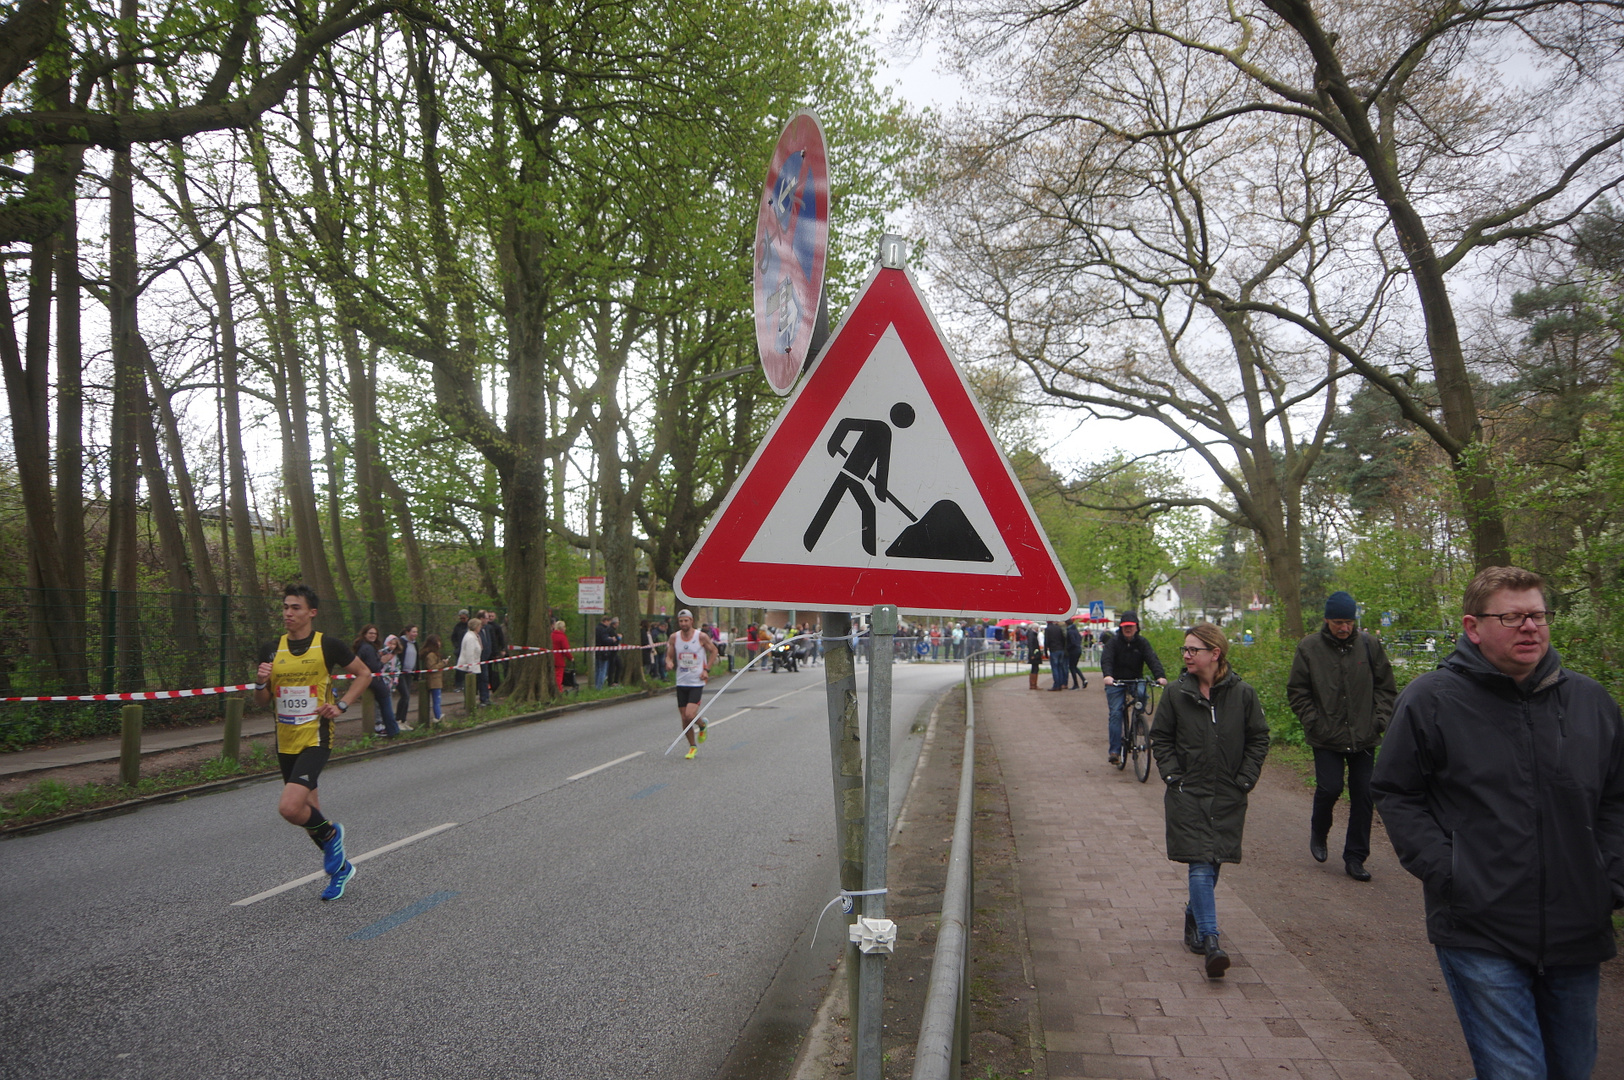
[849,916,898,954]
[809,888,888,950]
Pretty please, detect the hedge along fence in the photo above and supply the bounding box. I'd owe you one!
[1134,623,1429,751]
[0,588,493,750]
[1140,615,1619,752]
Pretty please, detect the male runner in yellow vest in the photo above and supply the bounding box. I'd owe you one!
[254,585,372,900]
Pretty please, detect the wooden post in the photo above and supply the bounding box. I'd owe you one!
[362,689,376,732]
[222,698,243,763]
[119,704,142,787]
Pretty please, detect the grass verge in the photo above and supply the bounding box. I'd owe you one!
[0,682,659,830]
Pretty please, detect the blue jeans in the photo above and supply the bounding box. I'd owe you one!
[1104,682,1147,757]
[1435,946,1599,1080]
[594,656,609,688]
[369,681,398,738]
[1050,653,1068,689]
[1187,861,1221,937]
[430,688,442,720]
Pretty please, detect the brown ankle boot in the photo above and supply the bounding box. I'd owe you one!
[1029,671,1039,690]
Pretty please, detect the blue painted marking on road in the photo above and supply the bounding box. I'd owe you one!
[630,783,668,800]
[349,891,458,941]
[727,741,748,751]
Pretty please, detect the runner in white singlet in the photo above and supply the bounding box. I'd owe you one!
[665,609,719,760]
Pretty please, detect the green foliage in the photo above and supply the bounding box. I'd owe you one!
[1019,452,1206,606]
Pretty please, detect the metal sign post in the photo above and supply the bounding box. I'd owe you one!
[856,603,899,1079]
[821,610,865,1028]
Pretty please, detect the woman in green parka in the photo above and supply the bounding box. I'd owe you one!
[1150,622,1271,978]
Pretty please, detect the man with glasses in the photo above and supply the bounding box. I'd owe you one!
[1288,591,1396,881]
[1374,566,1624,1080]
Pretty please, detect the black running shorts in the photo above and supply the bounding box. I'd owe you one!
[676,685,703,708]
[279,747,331,788]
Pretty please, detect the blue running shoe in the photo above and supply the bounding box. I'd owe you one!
[321,822,346,877]
[321,861,355,901]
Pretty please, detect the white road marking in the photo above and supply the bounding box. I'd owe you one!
[567,751,644,781]
[703,683,817,729]
[232,823,459,906]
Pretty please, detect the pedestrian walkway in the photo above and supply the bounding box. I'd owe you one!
[980,676,1412,1080]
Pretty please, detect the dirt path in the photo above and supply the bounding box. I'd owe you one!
[1223,746,1624,1079]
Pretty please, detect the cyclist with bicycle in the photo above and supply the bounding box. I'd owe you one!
[1100,610,1168,765]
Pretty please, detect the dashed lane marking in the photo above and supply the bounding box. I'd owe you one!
[567,751,644,782]
[232,823,459,907]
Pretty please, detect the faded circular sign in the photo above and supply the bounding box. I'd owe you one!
[753,110,830,396]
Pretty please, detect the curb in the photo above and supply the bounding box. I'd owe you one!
[0,684,676,840]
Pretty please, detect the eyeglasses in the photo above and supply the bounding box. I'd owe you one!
[1475,611,1553,628]
[1179,645,1214,655]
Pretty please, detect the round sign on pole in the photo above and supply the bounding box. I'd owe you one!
[753,110,830,396]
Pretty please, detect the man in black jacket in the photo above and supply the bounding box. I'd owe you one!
[1100,611,1167,765]
[1288,591,1397,882]
[1065,619,1086,689]
[450,609,470,692]
[1043,620,1068,691]
[1373,566,1624,1080]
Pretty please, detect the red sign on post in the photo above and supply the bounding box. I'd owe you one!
[678,264,1075,619]
[753,111,830,397]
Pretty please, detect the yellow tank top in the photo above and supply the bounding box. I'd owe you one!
[271,632,333,754]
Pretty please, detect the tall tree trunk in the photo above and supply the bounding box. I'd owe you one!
[145,352,220,597]
[133,343,206,679]
[107,139,144,687]
[53,175,89,689]
[312,327,363,622]
[377,468,431,605]
[249,123,340,627]
[339,328,400,626]
[170,145,259,599]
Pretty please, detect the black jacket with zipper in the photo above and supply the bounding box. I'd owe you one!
[1101,630,1167,683]
[1372,637,1624,967]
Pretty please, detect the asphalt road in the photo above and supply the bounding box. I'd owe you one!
[0,661,962,1080]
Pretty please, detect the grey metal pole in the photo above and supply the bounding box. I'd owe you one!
[822,611,865,1029]
[858,603,898,1080]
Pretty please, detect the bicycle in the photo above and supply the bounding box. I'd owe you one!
[1113,678,1158,783]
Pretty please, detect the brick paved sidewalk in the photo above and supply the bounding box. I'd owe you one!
[981,675,1412,1080]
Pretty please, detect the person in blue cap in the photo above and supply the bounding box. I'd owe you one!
[1287,590,1396,881]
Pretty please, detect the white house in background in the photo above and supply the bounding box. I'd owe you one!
[1142,580,1184,622]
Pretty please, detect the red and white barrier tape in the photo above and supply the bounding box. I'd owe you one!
[0,642,643,702]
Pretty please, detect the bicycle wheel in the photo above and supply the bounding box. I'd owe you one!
[1131,713,1151,782]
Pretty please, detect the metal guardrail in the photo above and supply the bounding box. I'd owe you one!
[912,653,985,1079]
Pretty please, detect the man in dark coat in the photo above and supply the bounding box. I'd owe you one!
[450,609,470,692]
[1373,566,1624,1080]
[1100,611,1168,764]
[1288,590,1396,882]
[1043,620,1068,690]
[1065,619,1086,689]
[593,615,616,688]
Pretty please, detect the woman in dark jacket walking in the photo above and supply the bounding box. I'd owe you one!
[1150,623,1270,977]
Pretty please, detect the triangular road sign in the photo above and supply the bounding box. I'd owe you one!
[675,265,1075,619]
